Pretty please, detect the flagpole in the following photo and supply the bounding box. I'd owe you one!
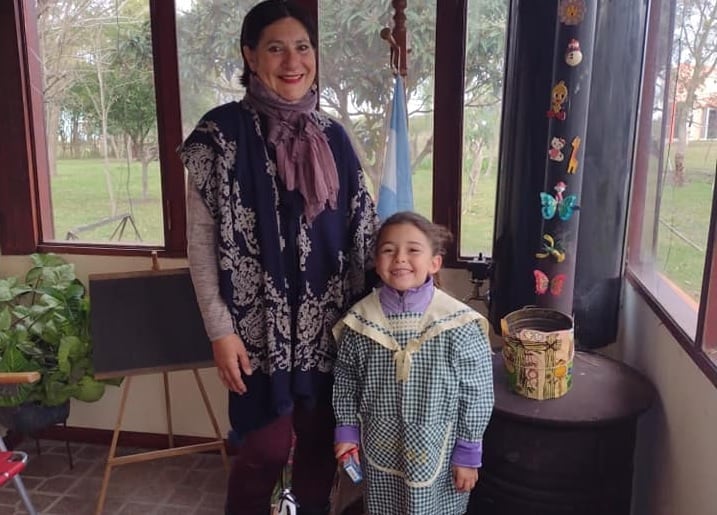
[391,0,408,78]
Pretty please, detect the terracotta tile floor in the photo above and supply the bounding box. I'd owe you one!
[1,439,227,514]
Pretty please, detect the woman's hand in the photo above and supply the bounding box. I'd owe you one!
[334,442,359,462]
[452,466,478,492]
[212,333,252,394]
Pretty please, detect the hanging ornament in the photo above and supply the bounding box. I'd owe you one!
[536,233,566,263]
[566,136,582,174]
[548,137,566,162]
[565,38,583,66]
[539,181,579,221]
[547,80,569,121]
[534,270,567,296]
[558,0,586,25]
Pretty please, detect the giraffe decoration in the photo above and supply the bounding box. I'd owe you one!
[567,136,581,174]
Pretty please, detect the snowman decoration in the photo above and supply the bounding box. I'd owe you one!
[565,39,583,67]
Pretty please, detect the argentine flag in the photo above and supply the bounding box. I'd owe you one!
[377,75,413,220]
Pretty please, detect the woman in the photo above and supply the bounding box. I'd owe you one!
[179,1,379,514]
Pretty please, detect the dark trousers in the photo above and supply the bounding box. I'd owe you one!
[225,401,336,515]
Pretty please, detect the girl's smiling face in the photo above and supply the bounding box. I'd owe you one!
[375,222,442,292]
[243,17,316,102]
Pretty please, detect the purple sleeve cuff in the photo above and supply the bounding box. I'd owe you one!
[334,425,360,444]
[451,439,483,468]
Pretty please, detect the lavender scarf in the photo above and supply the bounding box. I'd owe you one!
[244,74,339,223]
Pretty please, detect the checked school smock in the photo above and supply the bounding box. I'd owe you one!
[332,288,494,515]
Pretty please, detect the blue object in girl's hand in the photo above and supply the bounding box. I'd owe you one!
[340,448,363,483]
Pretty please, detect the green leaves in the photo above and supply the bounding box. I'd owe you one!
[73,376,106,403]
[0,253,116,407]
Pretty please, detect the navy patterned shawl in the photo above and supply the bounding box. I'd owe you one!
[180,101,378,436]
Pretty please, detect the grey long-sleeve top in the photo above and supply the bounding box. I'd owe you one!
[186,183,235,342]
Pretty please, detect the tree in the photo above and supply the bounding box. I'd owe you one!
[671,0,717,186]
[40,0,158,213]
[109,19,158,199]
[175,1,250,131]
[461,0,507,209]
[73,16,127,216]
[37,0,112,175]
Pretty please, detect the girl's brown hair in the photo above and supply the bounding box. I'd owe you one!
[376,212,453,256]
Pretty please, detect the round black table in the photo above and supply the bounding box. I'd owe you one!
[468,350,655,515]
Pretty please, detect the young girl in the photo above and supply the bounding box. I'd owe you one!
[332,211,494,515]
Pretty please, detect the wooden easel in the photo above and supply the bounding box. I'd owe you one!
[94,254,229,515]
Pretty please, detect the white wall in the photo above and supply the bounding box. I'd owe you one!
[618,283,717,515]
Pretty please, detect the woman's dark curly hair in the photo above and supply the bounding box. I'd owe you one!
[239,0,318,87]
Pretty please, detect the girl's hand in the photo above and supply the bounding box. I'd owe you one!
[334,442,359,462]
[452,465,478,492]
[212,333,252,394]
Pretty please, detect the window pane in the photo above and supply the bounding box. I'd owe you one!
[38,1,162,245]
[318,0,436,220]
[175,0,251,135]
[704,107,717,139]
[460,0,508,257]
[630,0,717,338]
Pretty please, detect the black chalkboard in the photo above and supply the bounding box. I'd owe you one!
[89,268,214,379]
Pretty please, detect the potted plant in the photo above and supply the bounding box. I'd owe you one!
[0,253,119,434]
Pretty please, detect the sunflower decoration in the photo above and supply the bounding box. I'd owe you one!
[553,359,569,379]
[558,0,585,25]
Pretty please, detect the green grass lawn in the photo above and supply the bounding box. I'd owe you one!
[655,146,716,301]
[408,158,497,257]
[51,139,714,302]
[50,159,165,244]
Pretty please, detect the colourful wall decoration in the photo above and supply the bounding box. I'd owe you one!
[532,0,596,316]
[489,0,647,349]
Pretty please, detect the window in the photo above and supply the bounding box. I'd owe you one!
[460,0,506,257]
[315,0,507,262]
[39,2,162,246]
[705,108,717,139]
[175,1,251,133]
[1,0,507,264]
[0,0,185,256]
[628,0,717,371]
[316,0,436,221]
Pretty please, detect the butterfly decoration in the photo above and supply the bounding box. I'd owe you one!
[540,181,579,221]
[536,233,566,263]
[534,270,566,296]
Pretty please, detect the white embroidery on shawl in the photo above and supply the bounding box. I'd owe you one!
[185,102,378,377]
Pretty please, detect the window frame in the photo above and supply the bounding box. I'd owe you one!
[626,0,717,387]
[0,0,185,257]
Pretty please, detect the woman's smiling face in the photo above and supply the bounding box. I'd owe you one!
[243,16,316,102]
